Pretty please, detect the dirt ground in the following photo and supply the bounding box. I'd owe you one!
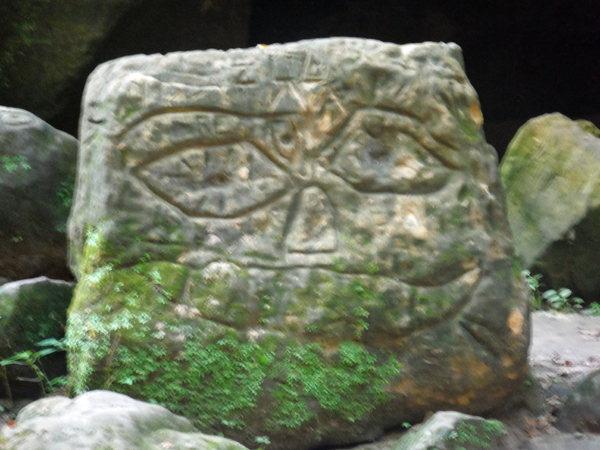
[495,311,600,448]
[529,311,600,386]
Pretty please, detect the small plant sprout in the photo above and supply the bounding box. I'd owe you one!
[0,338,66,400]
[255,435,271,449]
[523,270,543,310]
[588,302,600,316]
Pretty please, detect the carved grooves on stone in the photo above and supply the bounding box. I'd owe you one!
[458,318,505,361]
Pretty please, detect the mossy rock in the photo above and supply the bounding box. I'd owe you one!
[395,411,507,450]
[500,113,600,301]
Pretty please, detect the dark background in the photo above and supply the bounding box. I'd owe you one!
[246,0,600,156]
[4,0,600,157]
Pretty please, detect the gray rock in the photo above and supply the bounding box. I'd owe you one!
[392,411,507,450]
[0,277,75,398]
[555,369,600,433]
[500,113,600,302]
[526,434,600,450]
[0,390,249,450]
[0,107,77,281]
[67,38,529,450]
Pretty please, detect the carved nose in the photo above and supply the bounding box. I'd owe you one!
[286,186,337,253]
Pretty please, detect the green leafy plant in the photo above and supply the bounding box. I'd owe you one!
[0,155,31,183]
[0,338,67,401]
[255,435,271,450]
[543,288,583,312]
[588,302,600,316]
[523,270,543,310]
[523,271,584,312]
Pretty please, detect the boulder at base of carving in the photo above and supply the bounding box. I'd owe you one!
[67,38,529,450]
[501,113,600,302]
[0,390,249,450]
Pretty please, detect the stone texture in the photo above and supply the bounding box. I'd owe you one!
[0,277,75,398]
[526,434,600,450]
[0,390,250,450]
[392,411,507,450]
[67,38,529,450]
[555,369,600,433]
[500,113,600,302]
[0,107,78,281]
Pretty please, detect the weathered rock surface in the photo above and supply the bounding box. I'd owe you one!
[391,411,507,450]
[500,113,600,302]
[0,107,78,281]
[526,434,600,450]
[0,390,249,450]
[555,369,600,433]
[0,277,74,397]
[67,38,529,450]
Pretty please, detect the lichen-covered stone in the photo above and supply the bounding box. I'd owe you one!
[0,390,249,450]
[0,107,77,281]
[500,113,600,301]
[67,38,529,450]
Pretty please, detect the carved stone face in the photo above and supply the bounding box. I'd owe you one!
[69,39,529,450]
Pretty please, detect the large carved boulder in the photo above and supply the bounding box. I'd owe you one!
[67,38,529,450]
[500,113,600,301]
[0,107,77,281]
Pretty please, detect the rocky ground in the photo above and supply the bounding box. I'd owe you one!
[498,311,600,449]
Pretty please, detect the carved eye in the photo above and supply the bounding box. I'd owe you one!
[330,111,450,194]
[135,142,292,218]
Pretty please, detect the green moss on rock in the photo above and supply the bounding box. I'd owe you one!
[67,260,401,441]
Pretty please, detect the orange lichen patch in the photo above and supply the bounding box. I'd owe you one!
[502,356,515,368]
[449,357,490,381]
[457,394,473,406]
[387,378,418,396]
[506,372,518,380]
[314,338,340,357]
[469,207,485,227]
[507,309,524,336]
[486,239,506,261]
[387,379,480,408]
[468,102,484,126]
[461,257,479,272]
